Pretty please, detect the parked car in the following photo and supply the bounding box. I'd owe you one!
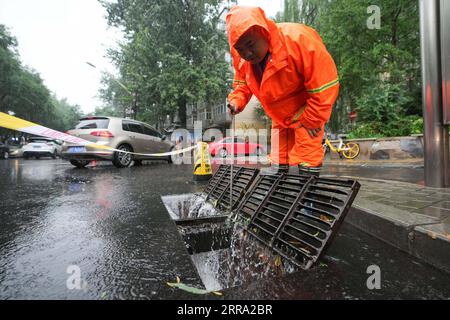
[8,145,24,158]
[208,137,266,158]
[22,137,60,159]
[0,143,10,159]
[62,116,175,168]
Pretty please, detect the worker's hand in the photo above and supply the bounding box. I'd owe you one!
[306,127,321,138]
[227,103,240,116]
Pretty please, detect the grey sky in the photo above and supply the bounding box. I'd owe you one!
[0,0,282,114]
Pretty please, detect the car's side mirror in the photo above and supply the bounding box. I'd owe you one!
[161,135,167,141]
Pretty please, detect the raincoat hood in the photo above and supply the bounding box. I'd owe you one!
[226,6,284,71]
[226,6,273,48]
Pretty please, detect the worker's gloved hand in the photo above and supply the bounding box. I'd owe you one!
[227,103,241,116]
[306,127,321,138]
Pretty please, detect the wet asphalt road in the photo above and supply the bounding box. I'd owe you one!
[0,158,204,299]
[0,158,447,300]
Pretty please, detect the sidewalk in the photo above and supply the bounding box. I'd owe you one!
[211,155,425,168]
[328,176,450,274]
[324,158,424,168]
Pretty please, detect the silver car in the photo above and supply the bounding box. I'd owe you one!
[62,117,174,168]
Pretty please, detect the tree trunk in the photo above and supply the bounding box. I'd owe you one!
[391,6,402,47]
[178,97,187,128]
[0,94,8,112]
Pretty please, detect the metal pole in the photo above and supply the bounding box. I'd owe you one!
[419,0,450,188]
[230,114,235,213]
[439,0,450,186]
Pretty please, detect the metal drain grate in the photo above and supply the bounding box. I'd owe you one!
[234,173,284,220]
[204,165,259,211]
[237,173,360,270]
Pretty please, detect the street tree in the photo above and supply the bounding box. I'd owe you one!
[0,25,83,139]
[99,0,233,128]
[275,0,421,137]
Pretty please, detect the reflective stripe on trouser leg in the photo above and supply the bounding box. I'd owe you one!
[298,164,321,177]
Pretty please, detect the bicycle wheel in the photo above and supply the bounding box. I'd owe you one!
[342,142,360,159]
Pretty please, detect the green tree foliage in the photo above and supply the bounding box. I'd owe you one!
[96,73,131,118]
[99,0,233,128]
[51,96,83,132]
[0,25,82,138]
[275,0,324,25]
[276,0,421,137]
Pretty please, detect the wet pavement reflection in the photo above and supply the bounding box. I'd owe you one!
[0,159,204,299]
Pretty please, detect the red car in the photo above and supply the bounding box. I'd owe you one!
[208,137,266,158]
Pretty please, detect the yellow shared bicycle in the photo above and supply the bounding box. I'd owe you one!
[323,135,360,159]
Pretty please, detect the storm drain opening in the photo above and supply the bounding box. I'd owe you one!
[188,224,296,291]
[161,194,296,291]
[161,193,222,220]
[162,198,291,291]
[162,166,360,292]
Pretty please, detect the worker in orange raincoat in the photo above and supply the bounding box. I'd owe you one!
[226,6,339,176]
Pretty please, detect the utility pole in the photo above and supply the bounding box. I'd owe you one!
[419,0,450,188]
[86,62,137,120]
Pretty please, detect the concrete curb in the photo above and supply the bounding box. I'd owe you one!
[347,206,450,274]
[341,177,450,274]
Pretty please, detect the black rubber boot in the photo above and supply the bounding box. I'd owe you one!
[298,165,321,177]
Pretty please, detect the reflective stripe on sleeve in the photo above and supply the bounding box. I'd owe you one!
[307,79,339,94]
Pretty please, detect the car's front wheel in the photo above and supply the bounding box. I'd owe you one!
[1,151,8,159]
[52,150,57,159]
[113,144,134,168]
[70,160,91,168]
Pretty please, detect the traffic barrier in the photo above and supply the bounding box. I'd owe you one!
[193,142,212,181]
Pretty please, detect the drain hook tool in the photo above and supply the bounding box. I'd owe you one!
[230,113,235,214]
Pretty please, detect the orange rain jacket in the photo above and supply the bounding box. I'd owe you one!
[226,6,339,131]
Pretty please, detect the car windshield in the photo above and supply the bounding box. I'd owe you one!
[75,118,110,130]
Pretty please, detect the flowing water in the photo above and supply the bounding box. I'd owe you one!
[190,223,298,291]
[161,193,218,220]
[163,192,450,299]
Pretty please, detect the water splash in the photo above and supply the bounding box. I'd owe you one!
[190,221,299,291]
[162,193,221,220]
